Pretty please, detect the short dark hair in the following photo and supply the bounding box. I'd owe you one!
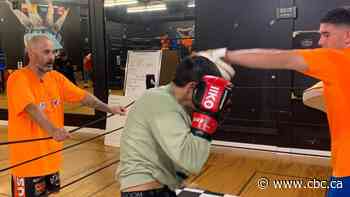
[173,56,221,87]
[321,8,350,26]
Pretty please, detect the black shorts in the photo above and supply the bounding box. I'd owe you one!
[12,172,60,197]
[121,186,177,197]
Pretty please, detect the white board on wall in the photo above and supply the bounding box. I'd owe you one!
[124,50,162,100]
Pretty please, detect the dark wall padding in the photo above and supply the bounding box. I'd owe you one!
[196,0,350,150]
[0,2,25,67]
[0,2,82,67]
[159,50,180,86]
[60,6,82,65]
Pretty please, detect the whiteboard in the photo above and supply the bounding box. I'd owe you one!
[124,50,162,100]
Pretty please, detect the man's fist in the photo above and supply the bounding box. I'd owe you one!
[191,75,233,141]
[196,48,235,81]
[109,106,127,115]
[50,128,71,142]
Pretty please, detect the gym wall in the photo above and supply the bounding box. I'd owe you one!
[0,1,82,67]
[196,0,350,150]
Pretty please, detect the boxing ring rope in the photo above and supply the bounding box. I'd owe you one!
[0,101,135,173]
[0,101,135,146]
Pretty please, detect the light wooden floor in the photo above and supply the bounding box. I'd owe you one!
[0,126,331,197]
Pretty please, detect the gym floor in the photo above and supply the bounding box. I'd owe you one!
[0,126,331,197]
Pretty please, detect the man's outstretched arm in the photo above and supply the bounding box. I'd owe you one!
[225,49,308,72]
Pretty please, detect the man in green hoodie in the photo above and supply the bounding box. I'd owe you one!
[118,54,235,197]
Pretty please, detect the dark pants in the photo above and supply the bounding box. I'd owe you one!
[121,186,177,197]
[12,172,60,197]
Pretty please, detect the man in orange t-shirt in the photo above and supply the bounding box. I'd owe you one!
[83,52,92,88]
[199,8,350,197]
[7,35,126,197]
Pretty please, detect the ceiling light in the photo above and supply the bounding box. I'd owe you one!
[127,4,167,13]
[104,0,138,7]
[187,2,195,8]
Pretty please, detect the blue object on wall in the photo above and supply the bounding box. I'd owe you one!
[0,48,5,70]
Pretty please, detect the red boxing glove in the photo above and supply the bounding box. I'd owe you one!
[191,75,232,141]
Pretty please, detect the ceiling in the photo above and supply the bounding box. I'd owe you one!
[7,0,194,7]
[6,0,195,22]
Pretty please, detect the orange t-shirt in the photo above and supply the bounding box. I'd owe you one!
[181,38,193,48]
[297,48,350,177]
[83,56,92,71]
[7,68,87,177]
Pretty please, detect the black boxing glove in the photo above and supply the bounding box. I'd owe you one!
[191,75,232,141]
